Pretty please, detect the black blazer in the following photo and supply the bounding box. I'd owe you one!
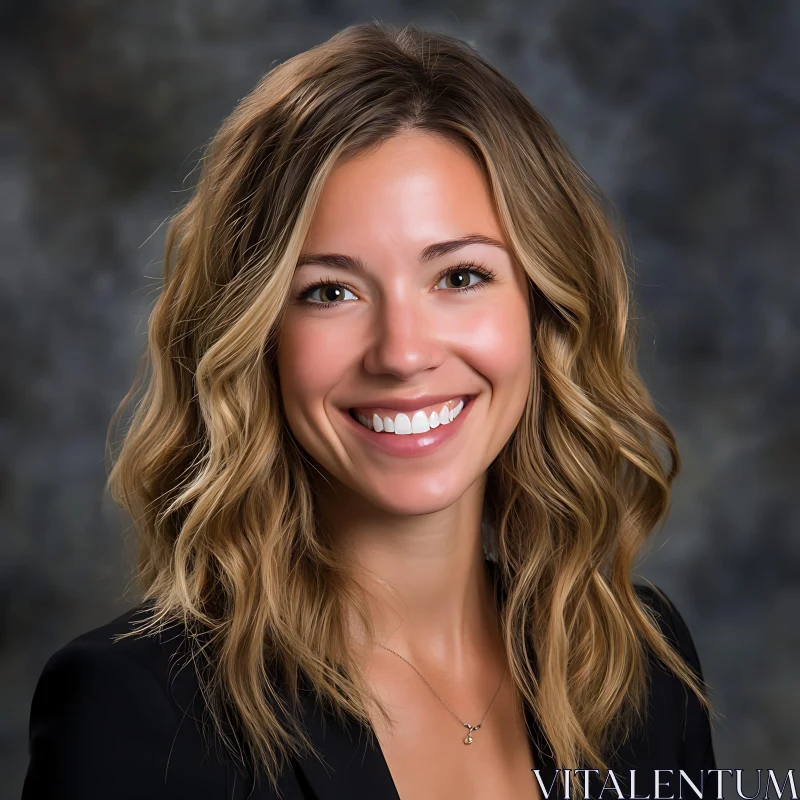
[22,565,717,800]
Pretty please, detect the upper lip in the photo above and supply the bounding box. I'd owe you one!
[347,393,474,412]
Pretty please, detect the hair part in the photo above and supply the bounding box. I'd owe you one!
[107,20,714,799]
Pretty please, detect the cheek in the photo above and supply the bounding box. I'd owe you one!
[456,293,532,397]
[276,317,354,423]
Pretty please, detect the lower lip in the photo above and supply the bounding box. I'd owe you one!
[341,397,476,458]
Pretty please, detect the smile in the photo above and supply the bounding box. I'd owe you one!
[349,396,467,434]
[342,395,476,459]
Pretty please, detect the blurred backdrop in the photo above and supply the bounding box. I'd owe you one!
[2,1,798,795]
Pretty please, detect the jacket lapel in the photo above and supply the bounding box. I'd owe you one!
[294,683,401,800]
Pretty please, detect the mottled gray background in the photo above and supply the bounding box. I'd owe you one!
[2,0,798,795]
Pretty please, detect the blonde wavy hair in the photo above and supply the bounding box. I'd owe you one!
[107,20,713,799]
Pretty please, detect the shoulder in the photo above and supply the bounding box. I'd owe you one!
[632,582,706,678]
[22,605,234,799]
[27,604,198,736]
[619,582,718,772]
[32,604,186,692]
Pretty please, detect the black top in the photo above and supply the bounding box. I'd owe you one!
[22,563,717,800]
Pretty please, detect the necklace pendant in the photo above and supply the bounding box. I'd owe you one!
[463,724,479,745]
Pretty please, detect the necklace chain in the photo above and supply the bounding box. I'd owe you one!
[377,643,507,744]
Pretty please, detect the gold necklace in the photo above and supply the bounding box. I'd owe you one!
[377,643,507,744]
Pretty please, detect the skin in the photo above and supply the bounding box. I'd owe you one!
[276,131,537,797]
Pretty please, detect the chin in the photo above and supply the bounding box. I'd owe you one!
[354,472,474,517]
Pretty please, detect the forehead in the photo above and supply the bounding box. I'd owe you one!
[302,132,505,255]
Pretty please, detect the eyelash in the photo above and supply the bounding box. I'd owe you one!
[295,260,498,309]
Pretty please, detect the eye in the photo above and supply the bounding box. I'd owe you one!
[296,279,359,308]
[435,261,497,294]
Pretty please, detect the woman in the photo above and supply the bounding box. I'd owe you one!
[22,21,718,800]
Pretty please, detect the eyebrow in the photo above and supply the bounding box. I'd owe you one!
[296,233,508,272]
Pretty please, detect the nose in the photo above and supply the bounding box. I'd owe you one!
[361,290,446,380]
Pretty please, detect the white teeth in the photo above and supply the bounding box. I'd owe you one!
[357,412,372,430]
[411,410,430,433]
[352,397,468,435]
[394,413,412,435]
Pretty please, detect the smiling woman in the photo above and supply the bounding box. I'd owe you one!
[278,133,532,476]
[23,20,716,800]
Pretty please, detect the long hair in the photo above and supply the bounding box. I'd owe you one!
[106,21,712,799]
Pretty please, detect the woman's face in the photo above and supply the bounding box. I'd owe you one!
[276,131,532,517]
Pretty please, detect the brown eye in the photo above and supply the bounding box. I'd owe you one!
[319,286,346,303]
[436,263,493,293]
[444,269,472,289]
[298,281,358,306]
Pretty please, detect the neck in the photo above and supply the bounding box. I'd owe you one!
[315,474,503,677]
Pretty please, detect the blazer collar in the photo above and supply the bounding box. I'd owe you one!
[294,681,402,799]
[292,558,559,799]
